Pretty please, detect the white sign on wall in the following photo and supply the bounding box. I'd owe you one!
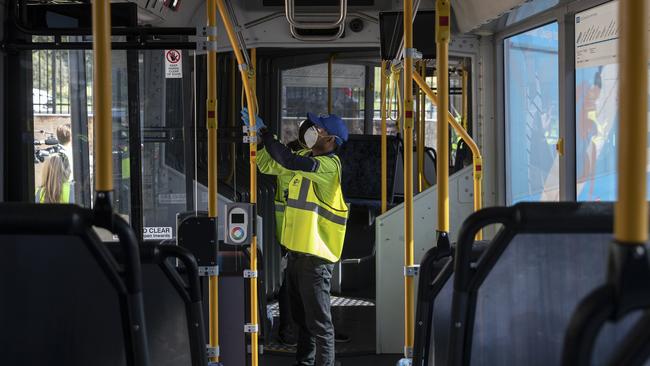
[143,227,173,240]
[165,49,183,78]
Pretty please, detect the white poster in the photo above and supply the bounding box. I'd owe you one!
[165,49,183,79]
[143,227,173,240]
[575,1,619,69]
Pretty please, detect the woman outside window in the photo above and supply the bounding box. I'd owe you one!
[35,153,74,204]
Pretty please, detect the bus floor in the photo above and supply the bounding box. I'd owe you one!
[264,295,380,359]
[260,353,404,365]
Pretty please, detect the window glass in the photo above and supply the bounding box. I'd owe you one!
[281,63,365,143]
[32,43,130,218]
[504,22,560,203]
[574,1,649,201]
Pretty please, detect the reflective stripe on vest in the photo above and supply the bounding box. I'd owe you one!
[286,179,347,226]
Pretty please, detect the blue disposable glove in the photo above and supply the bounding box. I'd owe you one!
[240,108,266,131]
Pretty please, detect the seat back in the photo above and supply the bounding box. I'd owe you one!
[0,203,149,366]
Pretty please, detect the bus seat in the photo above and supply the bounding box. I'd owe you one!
[445,202,648,366]
[0,203,149,366]
[108,243,208,366]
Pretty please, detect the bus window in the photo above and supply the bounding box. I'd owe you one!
[281,63,365,143]
[504,22,560,203]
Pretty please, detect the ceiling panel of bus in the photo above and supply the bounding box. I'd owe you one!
[143,0,436,49]
[450,0,527,33]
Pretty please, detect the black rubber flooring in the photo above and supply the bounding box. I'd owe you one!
[264,296,377,356]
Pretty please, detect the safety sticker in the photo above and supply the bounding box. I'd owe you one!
[165,49,182,79]
[143,227,173,240]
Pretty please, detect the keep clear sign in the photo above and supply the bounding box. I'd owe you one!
[165,49,182,78]
[144,227,173,240]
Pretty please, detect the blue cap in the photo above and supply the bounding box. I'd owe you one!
[306,112,349,146]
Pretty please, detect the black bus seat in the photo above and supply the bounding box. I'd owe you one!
[0,203,150,366]
[446,202,647,366]
[108,242,208,366]
[412,240,489,366]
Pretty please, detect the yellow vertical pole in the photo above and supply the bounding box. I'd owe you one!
[402,0,415,359]
[417,61,426,192]
[248,46,260,366]
[615,0,648,244]
[215,2,259,365]
[92,0,112,193]
[380,61,388,214]
[328,53,335,114]
[436,0,451,234]
[205,0,220,363]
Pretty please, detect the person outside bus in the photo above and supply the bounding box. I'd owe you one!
[56,124,74,181]
[242,108,349,366]
[35,152,74,203]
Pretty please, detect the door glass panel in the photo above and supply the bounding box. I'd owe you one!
[32,42,130,219]
[504,22,560,203]
[140,49,192,240]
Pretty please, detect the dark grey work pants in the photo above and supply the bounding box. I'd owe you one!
[286,253,335,366]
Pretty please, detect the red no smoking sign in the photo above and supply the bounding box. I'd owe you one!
[165,49,182,78]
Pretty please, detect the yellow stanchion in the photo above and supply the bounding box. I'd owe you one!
[227,57,236,184]
[215,1,260,365]
[205,0,220,363]
[92,0,112,192]
[435,0,450,234]
[402,0,415,358]
[615,0,648,243]
[380,60,388,214]
[412,71,483,239]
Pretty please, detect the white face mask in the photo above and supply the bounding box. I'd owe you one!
[303,126,319,149]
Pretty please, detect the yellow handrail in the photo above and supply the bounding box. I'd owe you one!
[92,0,112,192]
[380,60,388,214]
[402,0,415,358]
[412,71,483,240]
[215,1,260,365]
[615,0,648,243]
[205,0,220,363]
[436,0,451,235]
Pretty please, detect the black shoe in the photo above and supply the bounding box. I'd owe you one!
[335,331,350,343]
[279,329,297,347]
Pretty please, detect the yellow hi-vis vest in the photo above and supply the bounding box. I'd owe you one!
[257,148,349,262]
[35,181,72,203]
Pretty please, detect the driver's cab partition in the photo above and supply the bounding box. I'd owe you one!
[443,202,646,366]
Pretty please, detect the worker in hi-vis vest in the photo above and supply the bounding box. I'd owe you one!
[242,108,349,366]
